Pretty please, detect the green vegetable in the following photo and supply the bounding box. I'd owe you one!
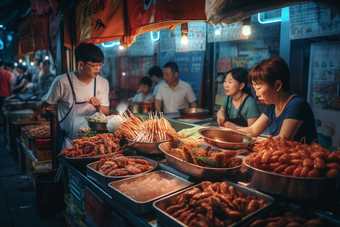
[176,139,185,149]
[83,130,108,138]
[178,126,204,139]
[194,156,223,168]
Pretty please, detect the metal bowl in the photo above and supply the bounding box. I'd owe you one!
[243,157,338,201]
[178,108,209,115]
[198,128,255,149]
[128,139,170,155]
[87,119,107,130]
[158,142,242,179]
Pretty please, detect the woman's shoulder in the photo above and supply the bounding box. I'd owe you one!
[287,95,309,107]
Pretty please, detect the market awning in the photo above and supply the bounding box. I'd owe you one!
[75,0,206,46]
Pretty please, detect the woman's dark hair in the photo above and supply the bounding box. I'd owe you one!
[5,62,14,69]
[139,76,152,87]
[75,42,104,63]
[148,66,163,78]
[248,56,291,92]
[225,68,253,97]
[17,65,27,72]
[163,62,178,74]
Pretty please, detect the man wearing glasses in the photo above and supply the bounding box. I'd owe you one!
[31,43,109,153]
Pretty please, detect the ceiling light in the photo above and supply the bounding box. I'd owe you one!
[44,55,49,60]
[119,46,124,50]
[215,29,221,35]
[22,62,26,66]
[14,63,18,66]
[19,59,23,63]
[242,20,252,36]
[30,62,34,66]
[181,23,189,46]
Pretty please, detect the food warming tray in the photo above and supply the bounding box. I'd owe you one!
[153,181,275,227]
[108,170,193,215]
[86,156,158,188]
[239,202,340,227]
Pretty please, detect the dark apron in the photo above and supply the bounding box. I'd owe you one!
[225,96,249,127]
[57,73,97,153]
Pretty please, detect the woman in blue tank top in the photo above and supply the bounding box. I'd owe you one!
[239,56,317,145]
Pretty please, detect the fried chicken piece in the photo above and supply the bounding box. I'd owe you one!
[188,214,209,227]
[207,150,236,167]
[170,148,185,160]
[165,203,186,215]
[99,144,105,155]
[191,146,207,157]
[127,158,150,166]
[108,168,129,176]
[183,147,197,164]
[134,164,149,172]
[104,137,112,153]
[125,165,142,175]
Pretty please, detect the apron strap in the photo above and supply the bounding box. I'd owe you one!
[237,95,249,118]
[94,78,96,97]
[225,96,231,120]
[66,72,77,102]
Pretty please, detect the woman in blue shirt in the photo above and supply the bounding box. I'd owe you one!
[217,68,261,127]
[239,56,317,144]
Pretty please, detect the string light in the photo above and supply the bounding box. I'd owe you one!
[22,62,26,66]
[242,20,252,36]
[30,62,34,66]
[44,55,49,60]
[19,59,23,63]
[119,46,124,50]
[181,23,189,46]
[14,62,18,66]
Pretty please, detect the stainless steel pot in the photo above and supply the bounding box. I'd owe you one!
[8,102,27,111]
[128,103,140,114]
[3,98,21,110]
[243,157,338,201]
[10,110,34,122]
[87,120,107,130]
[198,128,255,149]
[25,101,42,110]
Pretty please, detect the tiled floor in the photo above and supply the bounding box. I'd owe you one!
[0,126,65,227]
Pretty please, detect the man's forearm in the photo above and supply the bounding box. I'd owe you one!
[155,99,162,113]
[98,106,109,115]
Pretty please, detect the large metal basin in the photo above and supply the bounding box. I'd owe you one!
[198,128,255,149]
[243,157,338,201]
[128,139,170,155]
[158,142,242,179]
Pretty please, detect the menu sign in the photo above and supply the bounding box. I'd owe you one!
[160,22,206,52]
[127,32,154,57]
[207,22,249,42]
[290,2,340,40]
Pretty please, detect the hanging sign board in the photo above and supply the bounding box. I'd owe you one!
[19,16,34,55]
[123,0,206,47]
[207,22,248,42]
[127,32,155,57]
[289,2,340,40]
[32,15,49,51]
[160,22,206,52]
[49,11,59,56]
[75,0,125,45]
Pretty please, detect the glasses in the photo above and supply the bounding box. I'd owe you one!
[85,62,104,70]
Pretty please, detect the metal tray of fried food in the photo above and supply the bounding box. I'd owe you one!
[159,142,242,180]
[239,202,340,227]
[153,181,275,227]
[108,170,193,215]
[86,156,158,188]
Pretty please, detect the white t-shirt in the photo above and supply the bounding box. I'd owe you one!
[155,79,196,113]
[131,92,154,103]
[152,79,165,97]
[43,72,110,120]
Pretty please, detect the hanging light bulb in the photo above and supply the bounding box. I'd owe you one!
[22,62,26,66]
[14,62,18,66]
[215,26,221,35]
[181,23,189,46]
[19,59,23,63]
[30,62,34,66]
[44,55,49,60]
[242,20,252,36]
[119,46,124,50]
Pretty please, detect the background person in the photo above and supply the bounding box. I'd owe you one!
[37,60,55,97]
[147,65,165,103]
[217,68,261,128]
[31,43,110,152]
[239,56,317,144]
[155,62,197,113]
[12,65,30,94]
[0,60,15,124]
[128,76,154,103]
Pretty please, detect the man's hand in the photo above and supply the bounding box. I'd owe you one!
[82,97,101,107]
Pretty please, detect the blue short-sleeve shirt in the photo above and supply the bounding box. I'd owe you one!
[263,95,317,144]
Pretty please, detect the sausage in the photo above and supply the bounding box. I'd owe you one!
[183,187,201,199]
[269,162,281,170]
[192,192,213,200]
[262,151,272,163]
[303,158,313,167]
[279,154,291,164]
[269,155,279,163]
[307,169,320,178]
[300,167,312,177]
[326,169,338,178]
[304,219,324,227]
[226,208,243,220]
[212,182,220,193]
[219,182,229,194]
[272,150,284,157]
[247,199,259,213]
[250,220,267,227]
[215,194,236,210]
[326,163,339,169]
[293,167,304,177]
[274,164,289,172]
[327,152,338,161]
[310,151,326,159]
[290,152,303,159]
[290,159,303,165]
[284,165,298,175]
[286,222,303,227]
[265,222,284,227]
[255,155,263,164]
[313,157,325,169]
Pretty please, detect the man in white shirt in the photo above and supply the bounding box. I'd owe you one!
[155,62,197,113]
[31,43,110,152]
